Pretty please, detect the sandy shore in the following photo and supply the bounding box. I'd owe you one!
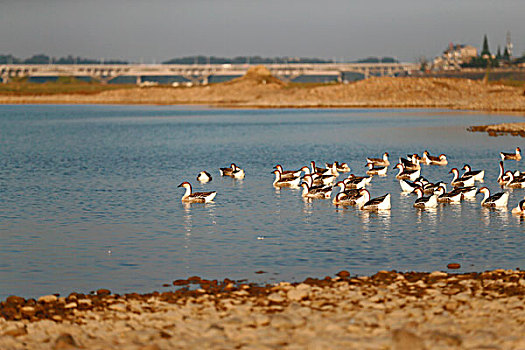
[468,123,525,137]
[1,67,525,112]
[1,269,524,349]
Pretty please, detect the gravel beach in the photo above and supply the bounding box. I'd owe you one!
[1,269,524,349]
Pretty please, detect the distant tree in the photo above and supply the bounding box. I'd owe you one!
[503,47,510,61]
[24,54,51,64]
[496,46,502,59]
[0,55,21,64]
[481,35,491,57]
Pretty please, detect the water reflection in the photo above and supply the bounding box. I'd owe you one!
[480,206,510,226]
[415,207,438,226]
[358,209,391,229]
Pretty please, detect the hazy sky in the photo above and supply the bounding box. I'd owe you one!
[0,0,523,63]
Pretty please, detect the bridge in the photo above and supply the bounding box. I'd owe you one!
[0,63,419,84]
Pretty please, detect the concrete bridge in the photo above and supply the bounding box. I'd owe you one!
[0,63,419,84]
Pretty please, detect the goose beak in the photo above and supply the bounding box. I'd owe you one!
[177,183,183,187]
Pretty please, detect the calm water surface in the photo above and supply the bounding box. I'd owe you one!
[0,105,524,298]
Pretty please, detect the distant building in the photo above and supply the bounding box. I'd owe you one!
[432,43,478,70]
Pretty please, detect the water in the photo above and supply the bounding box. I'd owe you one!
[0,105,524,299]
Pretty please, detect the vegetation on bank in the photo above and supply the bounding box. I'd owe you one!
[0,77,133,96]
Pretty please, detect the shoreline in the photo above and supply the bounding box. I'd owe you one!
[0,76,524,113]
[1,269,524,349]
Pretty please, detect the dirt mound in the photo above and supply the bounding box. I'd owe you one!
[226,65,285,86]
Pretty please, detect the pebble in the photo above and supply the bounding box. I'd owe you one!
[38,295,58,303]
[447,263,461,269]
[267,293,285,303]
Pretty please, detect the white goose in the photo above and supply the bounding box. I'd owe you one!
[413,187,438,208]
[449,168,475,188]
[327,161,351,173]
[500,147,521,161]
[344,174,372,189]
[476,187,509,208]
[366,163,388,176]
[511,200,525,215]
[197,171,212,183]
[366,152,390,167]
[394,163,420,181]
[310,161,332,176]
[220,163,245,179]
[272,170,301,187]
[273,164,303,179]
[422,151,448,166]
[301,183,332,199]
[504,172,525,189]
[178,182,217,203]
[356,189,391,210]
[462,164,484,182]
[435,185,462,203]
[332,192,363,206]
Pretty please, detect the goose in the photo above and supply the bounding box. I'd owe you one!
[344,174,372,189]
[301,166,336,184]
[422,151,448,166]
[454,186,478,199]
[511,200,525,215]
[406,153,420,163]
[178,182,217,203]
[326,161,351,173]
[273,164,302,179]
[332,192,363,206]
[197,171,212,183]
[500,147,521,161]
[301,183,332,199]
[413,187,438,208]
[435,185,462,203]
[366,163,388,176]
[220,163,245,179]
[462,164,485,182]
[504,172,525,189]
[356,189,391,210]
[310,161,332,176]
[419,181,446,195]
[399,156,421,171]
[303,174,333,190]
[476,187,509,207]
[399,179,420,193]
[272,170,301,187]
[335,181,362,195]
[394,163,420,181]
[449,168,475,188]
[366,152,390,167]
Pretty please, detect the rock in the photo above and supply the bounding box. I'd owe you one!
[268,293,285,303]
[336,270,350,278]
[6,296,25,305]
[53,333,77,350]
[77,299,92,307]
[64,302,77,309]
[392,329,426,350]
[20,306,36,317]
[109,303,127,312]
[447,263,461,269]
[287,285,310,302]
[38,295,58,303]
[96,288,111,296]
[429,271,448,278]
[3,325,27,337]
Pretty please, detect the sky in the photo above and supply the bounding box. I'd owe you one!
[0,0,524,63]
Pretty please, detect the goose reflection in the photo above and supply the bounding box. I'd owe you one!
[415,206,438,226]
[359,209,391,229]
[480,206,510,226]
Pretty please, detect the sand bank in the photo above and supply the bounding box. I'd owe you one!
[469,123,525,137]
[1,269,524,349]
[1,67,524,112]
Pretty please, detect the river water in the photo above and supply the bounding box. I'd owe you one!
[0,105,524,299]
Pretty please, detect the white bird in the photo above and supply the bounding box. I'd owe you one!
[273,164,303,179]
[366,163,388,176]
[178,182,217,203]
[343,174,372,189]
[197,171,212,183]
[366,152,390,167]
[500,147,521,161]
[435,185,462,203]
[272,170,301,187]
[476,187,509,208]
[301,183,332,199]
[356,189,391,210]
[413,187,438,208]
[449,168,475,188]
[462,164,484,182]
[422,151,448,165]
[220,163,245,179]
[394,163,420,181]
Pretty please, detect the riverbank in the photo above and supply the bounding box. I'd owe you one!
[469,122,525,137]
[1,269,524,349]
[1,67,525,112]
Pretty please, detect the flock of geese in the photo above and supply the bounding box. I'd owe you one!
[177,147,525,215]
